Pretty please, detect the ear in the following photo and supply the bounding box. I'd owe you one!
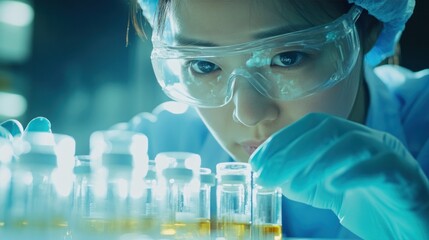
[358,12,383,55]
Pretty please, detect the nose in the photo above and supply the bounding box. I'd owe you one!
[232,77,279,127]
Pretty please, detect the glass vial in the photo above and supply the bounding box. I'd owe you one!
[155,151,201,239]
[251,181,282,240]
[81,130,149,239]
[216,162,252,240]
[198,167,215,239]
[6,132,75,239]
[0,137,13,238]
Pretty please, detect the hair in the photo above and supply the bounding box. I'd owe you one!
[129,0,393,64]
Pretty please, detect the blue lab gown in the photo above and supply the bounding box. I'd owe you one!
[125,64,429,238]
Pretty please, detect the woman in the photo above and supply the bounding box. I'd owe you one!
[2,0,428,238]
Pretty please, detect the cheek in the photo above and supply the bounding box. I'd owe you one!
[278,68,361,119]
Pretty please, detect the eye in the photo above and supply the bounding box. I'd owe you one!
[189,60,220,74]
[271,51,304,67]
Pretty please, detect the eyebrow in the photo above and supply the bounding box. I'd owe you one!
[174,35,219,47]
[174,25,309,47]
[253,25,307,39]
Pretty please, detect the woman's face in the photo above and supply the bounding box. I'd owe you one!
[166,0,365,162]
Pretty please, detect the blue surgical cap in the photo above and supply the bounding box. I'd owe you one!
[137,0,158,26]
[348,0,415,67]
[138,0,415,67]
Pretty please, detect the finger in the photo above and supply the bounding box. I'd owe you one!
[109,122,130,130]
[24,117,52,133]
[250,112,330,171]
[283,117,371,171]
[290,131,384,192]
[330,152,429,207]
[254,118,340,187]
[253,115,371,188]
[0,119,24,137]
[0,126,13,140]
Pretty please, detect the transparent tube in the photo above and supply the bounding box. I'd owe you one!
[74,130,149,240]
[155,151,201,239]
[141,159,161,237]
[252,183,282,240]
[0,138,13,238]
[216,162,252,240]
[5,132,75,239]
[199,167,215,239]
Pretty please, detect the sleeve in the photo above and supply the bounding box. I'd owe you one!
[375,65,429,176]
[114,101,232,170]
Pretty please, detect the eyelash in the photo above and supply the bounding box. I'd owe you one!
[186,51,309,75]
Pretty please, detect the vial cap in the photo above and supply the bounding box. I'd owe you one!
[19,152,57,168]
[90,130,148,156]
[163,168,193,182]
[14,132,76,169]
[155,152,201,172]
[101,153,133,167]
[201,173,215,186]
[74,155,92,175]
[219,174,248,184]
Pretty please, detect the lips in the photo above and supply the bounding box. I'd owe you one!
[240,140,266,156]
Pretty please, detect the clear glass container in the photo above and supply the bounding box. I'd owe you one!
[216,162,252,240]
[0,137,13,238]
[251,182,282,240]
[69,155,92,238]
[198,167,215,239]
[155,151,201,239]
[5,132,75,239]
[74,130,149,240]
[140,159,161,237]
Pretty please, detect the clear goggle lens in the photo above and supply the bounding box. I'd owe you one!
[151,6,362,108]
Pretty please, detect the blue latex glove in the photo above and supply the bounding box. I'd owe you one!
[0,117,52,161]
[250,113,429,239]
[1,117,51,136]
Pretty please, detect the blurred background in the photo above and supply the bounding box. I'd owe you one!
[0,0,428,155]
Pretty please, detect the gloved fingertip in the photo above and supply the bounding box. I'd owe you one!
[329,174,360,192]
[249,146,264,171]
[109,122,129,131]
[0,126,13,140]
[0,119,24,137]
[25,117,52,133]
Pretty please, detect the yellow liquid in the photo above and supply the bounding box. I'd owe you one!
[161,218,211,239]
[216,221,251,240]
[10,218,68,229]
[3,218,70,239]
[77,217,158,234]
[252,224,282,240]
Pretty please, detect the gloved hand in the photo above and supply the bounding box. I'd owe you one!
[0,117,52,161]
[1,117,52,136]
[250,113,429,239]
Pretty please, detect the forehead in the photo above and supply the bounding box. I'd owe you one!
[167,0,346,45]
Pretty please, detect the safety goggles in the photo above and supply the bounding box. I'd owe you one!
[151,6,362,108]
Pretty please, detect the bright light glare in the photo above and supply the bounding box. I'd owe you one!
[0,92,27,117]
[153,101,189,115]
[52,169,74,197]
[129,179,144,199]
[0,167,11,188]
[0,140,13,163]
[116,178,129,199]
[129,133,148,155]
[0,1,34,27]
